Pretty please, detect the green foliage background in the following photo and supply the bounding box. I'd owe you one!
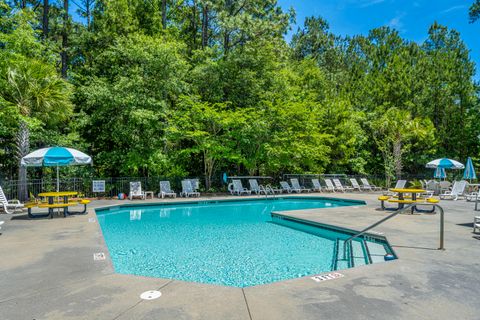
[1,0,479,189]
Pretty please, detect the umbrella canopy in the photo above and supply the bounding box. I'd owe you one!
[21,147,92,167]
[426,158,464,169]
[434,167,446,179]
[21,147,92,191]
[463,157,477,180]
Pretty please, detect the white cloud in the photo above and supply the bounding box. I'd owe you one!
[387,12,406,32]
[441,5,467,14]
[358,0,386,8]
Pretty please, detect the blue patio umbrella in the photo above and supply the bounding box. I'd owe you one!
[21,147,92,191]
[426,158,464,169]
[434,167,446,179]
[463,157,476,181]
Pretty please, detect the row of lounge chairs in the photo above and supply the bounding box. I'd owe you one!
[229,178,381,195]
[129,180,201,199]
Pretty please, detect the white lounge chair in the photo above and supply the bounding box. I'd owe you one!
[311,179,323,192]
[0,186,24,214]
[384,180,407,196]
[181,180,200,197]
[290,178,311,193]
[230,180,251,196]
[474,216,480,233]
[440,180,467,201]
[349,178,363,192]
[324,179,336,192]
[280,181,294,193]
[333,179,354,192]
[0,220,4,232]
[129,182,146,200]
[158,181,176,198]
[360,178,381,191]
[249,179,272,194]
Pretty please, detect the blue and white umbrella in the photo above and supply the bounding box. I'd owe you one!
[21,147,92,191]
[434,167,446,179]
[426,158,464,169]
[463,157,476,180]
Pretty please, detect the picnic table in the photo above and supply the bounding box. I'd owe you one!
[27,192,90,219]
[379,188,439,214]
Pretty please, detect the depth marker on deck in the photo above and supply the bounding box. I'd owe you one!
[88,218,96,223]
[93,252,106,260]
[311,272,344,282]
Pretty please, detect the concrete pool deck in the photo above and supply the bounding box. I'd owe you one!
[0,193,479,319]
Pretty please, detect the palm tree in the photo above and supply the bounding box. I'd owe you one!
[3,58,72,200]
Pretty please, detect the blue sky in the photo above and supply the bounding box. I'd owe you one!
[278,0,480,79]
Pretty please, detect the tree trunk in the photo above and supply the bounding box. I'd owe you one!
[201,3,208,48]
[61,0,69,78]
[191,0,197,50]
[86,0,91,30]
[393,138,402,179]
[161,0,167,29]
[42,0,49,38]
[16,121,29,201]
[20,0,26,8]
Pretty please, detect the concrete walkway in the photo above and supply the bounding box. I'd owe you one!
[0,193,479,319]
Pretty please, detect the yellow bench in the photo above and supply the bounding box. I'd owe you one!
[38,202,79,208]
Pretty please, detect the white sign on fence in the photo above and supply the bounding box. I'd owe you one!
[92,180,106,193]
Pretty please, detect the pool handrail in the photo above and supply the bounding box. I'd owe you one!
[344,203,445,250]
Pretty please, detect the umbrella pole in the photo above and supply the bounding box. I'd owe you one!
[57,166,59,192]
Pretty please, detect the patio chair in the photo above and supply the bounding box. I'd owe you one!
[290,178,311,193]
[360,178,381,191]
[474,216,480,233]
[0,220,4,232]
[311,179,323,192]
[324,179,336,192]
[249,179,271,195]
[383,180,407,196]
[440,180,467,201]
[333,179,354,192]
[280,181,293,193]
[439,181,452,194]
[180,180,200,197]
[0,185,24,214]
[158,181,176,198]
[349,178,363,192]
[230,180,251,196]
[129,182,146,200]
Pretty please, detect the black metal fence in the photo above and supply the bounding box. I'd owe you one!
[1,172,459,201]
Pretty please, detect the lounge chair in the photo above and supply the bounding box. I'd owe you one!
[280,181,294,193]
[440,180,467,201]
[384,180,407,196]
[181,180,200,197]
[249,179,271,195]
[129,182,146,200]
[360,178,381,191]
[311,179,323,192]
[0,220,4,232]
[158,181,176,198]
[0,186,24,214]
[474,216,480,233]
[230,180,251,196]
[333,179,354,192]
[349,178,363,192]
[324,179,336,192]
[290,178,311,193]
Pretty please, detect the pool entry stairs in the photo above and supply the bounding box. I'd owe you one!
[333,238,391,270]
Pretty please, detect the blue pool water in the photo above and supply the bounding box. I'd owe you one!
[96,197,366,287]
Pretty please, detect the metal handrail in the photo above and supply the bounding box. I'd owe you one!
[344,203,445,250]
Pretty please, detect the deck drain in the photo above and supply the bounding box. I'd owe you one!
[140,290,162,300]
[311,272,344,282]
[88,218,96,223]
[93,252,106,260]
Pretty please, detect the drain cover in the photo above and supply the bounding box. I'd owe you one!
[140,290,162,300]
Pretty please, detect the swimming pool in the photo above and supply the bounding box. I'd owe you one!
[96,197,395,287]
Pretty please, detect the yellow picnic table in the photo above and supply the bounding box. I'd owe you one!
[29,192,90,219]
[379,188,439,213]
